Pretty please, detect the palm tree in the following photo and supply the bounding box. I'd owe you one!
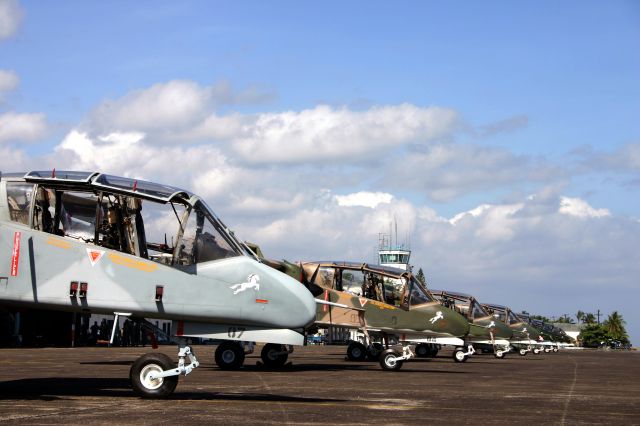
[583,313,596,324]
[604,311,628,341]
[576,310,585,323]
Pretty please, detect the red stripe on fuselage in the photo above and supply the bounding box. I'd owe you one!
[10,232,21,277]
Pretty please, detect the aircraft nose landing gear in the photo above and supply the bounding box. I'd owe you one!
[130,346,199,398]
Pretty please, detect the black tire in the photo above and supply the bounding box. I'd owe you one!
[366,342,384,360]
[428,345,439,358]
[533,348,540,354]
[495,350,506,359]
[379,349,403,371]
[215,341,245,370]
[553,347,559,353]
[261,343,289,368]
[415,344,430,358]
[346,342,367,361]
[519,348,527,356]
[130,353,178,398]
[453,348,467,363]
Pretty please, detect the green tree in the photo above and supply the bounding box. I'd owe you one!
[415,268,426,285]
[583,313,597,324]
[557,315,575,324]
[578,324,613,347]
[576,310,585,323]
[604,311,629,343]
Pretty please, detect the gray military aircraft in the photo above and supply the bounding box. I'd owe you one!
[0,170,317,398]
[430,290,513,361]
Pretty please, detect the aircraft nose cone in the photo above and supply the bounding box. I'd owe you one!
[287,280,317,328]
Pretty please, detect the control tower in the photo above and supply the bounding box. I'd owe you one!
[377,231,412,271]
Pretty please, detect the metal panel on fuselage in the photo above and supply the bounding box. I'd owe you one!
[316,288,466,339]
[0,221,308,329]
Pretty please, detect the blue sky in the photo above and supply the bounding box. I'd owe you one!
[1,0,639,343]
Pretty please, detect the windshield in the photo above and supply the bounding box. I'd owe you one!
[198,199,257,260]
[408,277,434,307]
[507,310,521,325]
[492,309,507,323]
[471,300,490,319]
[177,201,241,265]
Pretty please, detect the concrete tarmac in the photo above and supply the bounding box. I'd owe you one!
[0,345,638,425]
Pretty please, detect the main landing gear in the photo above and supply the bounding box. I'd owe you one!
[214,342,292,369]
[130,346,199,398]
[415,343,439,358]
[346,342,384,361]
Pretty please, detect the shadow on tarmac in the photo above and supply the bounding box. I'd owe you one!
[0,377,347,404]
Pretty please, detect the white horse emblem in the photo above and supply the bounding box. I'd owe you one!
[230,274,260,295]
[429,311,444,324]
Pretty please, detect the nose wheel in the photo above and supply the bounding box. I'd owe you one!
[130,346,199,398]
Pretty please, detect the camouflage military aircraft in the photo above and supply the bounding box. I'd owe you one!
[483,303,541,356]
[529,318,572,351]
[0,170,317,398]
[274,260,470,370]
[516,313,554,353]
[430,290,513,361]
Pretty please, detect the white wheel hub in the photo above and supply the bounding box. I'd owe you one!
[455,351,465,361]
[384,354,397,367]
[140,363,164,390]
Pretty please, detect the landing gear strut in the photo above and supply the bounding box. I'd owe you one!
[453,345,475,363]
[130,346,199,398]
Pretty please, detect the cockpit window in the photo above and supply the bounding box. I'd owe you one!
[471,300,488,319]
[508,310,521,325]
[408,278,433,307]
[6,182,34,225]
[57,191,99,242]
[341,269,365,295]
[177,202,239,265]
[381,275,406,307]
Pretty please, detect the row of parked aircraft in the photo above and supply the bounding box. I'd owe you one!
[0,171,573,398]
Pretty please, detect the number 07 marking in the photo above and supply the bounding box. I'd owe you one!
[228,327,245,338]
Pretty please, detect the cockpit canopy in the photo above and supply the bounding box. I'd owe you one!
[431,290,490,320]
[301,261,435,310]
[2,170,253,270]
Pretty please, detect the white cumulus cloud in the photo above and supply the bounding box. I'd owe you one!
[232,104,459,164]
[0,112,47,143]
[0,0,23,40]
[559,196,610,218]
[335,191,394,208]
[0,69,19,99]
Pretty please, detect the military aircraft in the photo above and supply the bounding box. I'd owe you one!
[482,303,541,356]
[529,318,572,351]
[430,290,513,361]
[516,312,557,354]
[0,170,318,398]
[271,260,470,370]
